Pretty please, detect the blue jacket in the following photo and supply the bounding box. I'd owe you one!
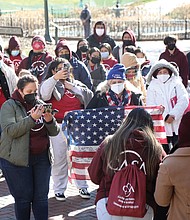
[70,56,93,91]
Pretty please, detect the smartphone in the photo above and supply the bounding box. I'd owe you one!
[43,103,52,113]
[35,103,52,113]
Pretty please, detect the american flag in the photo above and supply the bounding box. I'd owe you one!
[63,106,167,181]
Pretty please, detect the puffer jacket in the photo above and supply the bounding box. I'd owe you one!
[146,59,189,136]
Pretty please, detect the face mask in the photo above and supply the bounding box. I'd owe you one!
[110,83,124,95]
[24,93,37,105]
[60,54,70,61]
[157,74,170,83]
[32,41,45,51]
[11,50,20,57]
[79,45,88,53]
[91,57,101,64]
[96,28,104,36]
[101,52,109,59]
[137,58,146,65]
[167,43,175,50]
[123,40,133,46]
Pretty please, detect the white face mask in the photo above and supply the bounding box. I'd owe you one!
[110,83,124,95]
[96,28,104,36]
[101,52,109,59]
[11,50,20,57]
[137,57,146,65]
[157,74,170,83]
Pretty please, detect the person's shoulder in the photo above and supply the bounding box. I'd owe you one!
[87,34,95,41]
[162,148,190,163]
[103,34,114,41]
[1,98,16,109]
[44,52,54,60]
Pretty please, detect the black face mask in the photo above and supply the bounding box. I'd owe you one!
[167,43,176,50]
[123,40,134,47]
[60,54,70,61]
[79,45,88,53]
[91,57,101,64]
[24,93,37,105]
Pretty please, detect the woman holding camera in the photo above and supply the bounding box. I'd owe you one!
[40,57,93,201]
[0,74,60,220]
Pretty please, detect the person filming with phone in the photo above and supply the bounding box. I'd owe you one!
[40,57,93,201]
[0,74,60,220]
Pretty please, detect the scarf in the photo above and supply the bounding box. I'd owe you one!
[106,89,131,106]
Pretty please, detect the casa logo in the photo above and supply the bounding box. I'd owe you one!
[109,150,147,175]
[123,183,134,197]
[31,61,46,76]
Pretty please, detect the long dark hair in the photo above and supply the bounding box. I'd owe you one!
[44,57,72,80]
[104,108,162,179]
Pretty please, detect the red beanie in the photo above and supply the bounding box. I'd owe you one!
[55,39,72,59]
[31,35,46,47]
[8,36,20,50]
[178,111,190,147]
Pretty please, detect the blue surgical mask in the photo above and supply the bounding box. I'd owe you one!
[11,50,20,57]
[101,52,109,59]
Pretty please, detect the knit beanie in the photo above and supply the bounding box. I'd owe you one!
[121,52,139,68]
[55,39,72,59]
[178,111,190,147]
[31,35,46,47]
[8,36,20,50]
[107,64,126,80]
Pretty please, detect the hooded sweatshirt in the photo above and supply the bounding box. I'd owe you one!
[17,36,53,82]
[112,29,136,63]
[54,39,93,90]
[86,21,116,50]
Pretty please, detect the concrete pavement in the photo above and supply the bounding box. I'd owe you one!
[0,176,98,220]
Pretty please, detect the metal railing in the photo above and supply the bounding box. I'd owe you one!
[1,13,190,40]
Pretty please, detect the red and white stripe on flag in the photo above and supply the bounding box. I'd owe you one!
[67,105,167,181]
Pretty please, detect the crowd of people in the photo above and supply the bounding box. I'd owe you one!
[0,20,190,220]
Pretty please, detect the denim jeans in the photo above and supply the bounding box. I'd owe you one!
[0,150,51,220]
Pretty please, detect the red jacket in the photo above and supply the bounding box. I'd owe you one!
[88,130,166,212]
[159,48,189,87]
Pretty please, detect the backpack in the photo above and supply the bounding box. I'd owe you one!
[106,150,147,217]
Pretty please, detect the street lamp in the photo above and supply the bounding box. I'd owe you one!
[44,0,52,42]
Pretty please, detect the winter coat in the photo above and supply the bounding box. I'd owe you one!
[84,60,106,92]
[0,61,18,97]
[112,44,123,63]
[159,47,189,87]
[70,56,93,90]
[88,129,163,212]
[87,34,116,50]
[0,99,59,166]
[155,147,190,220]
[86,80,143,109]
[146,59,189,136]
